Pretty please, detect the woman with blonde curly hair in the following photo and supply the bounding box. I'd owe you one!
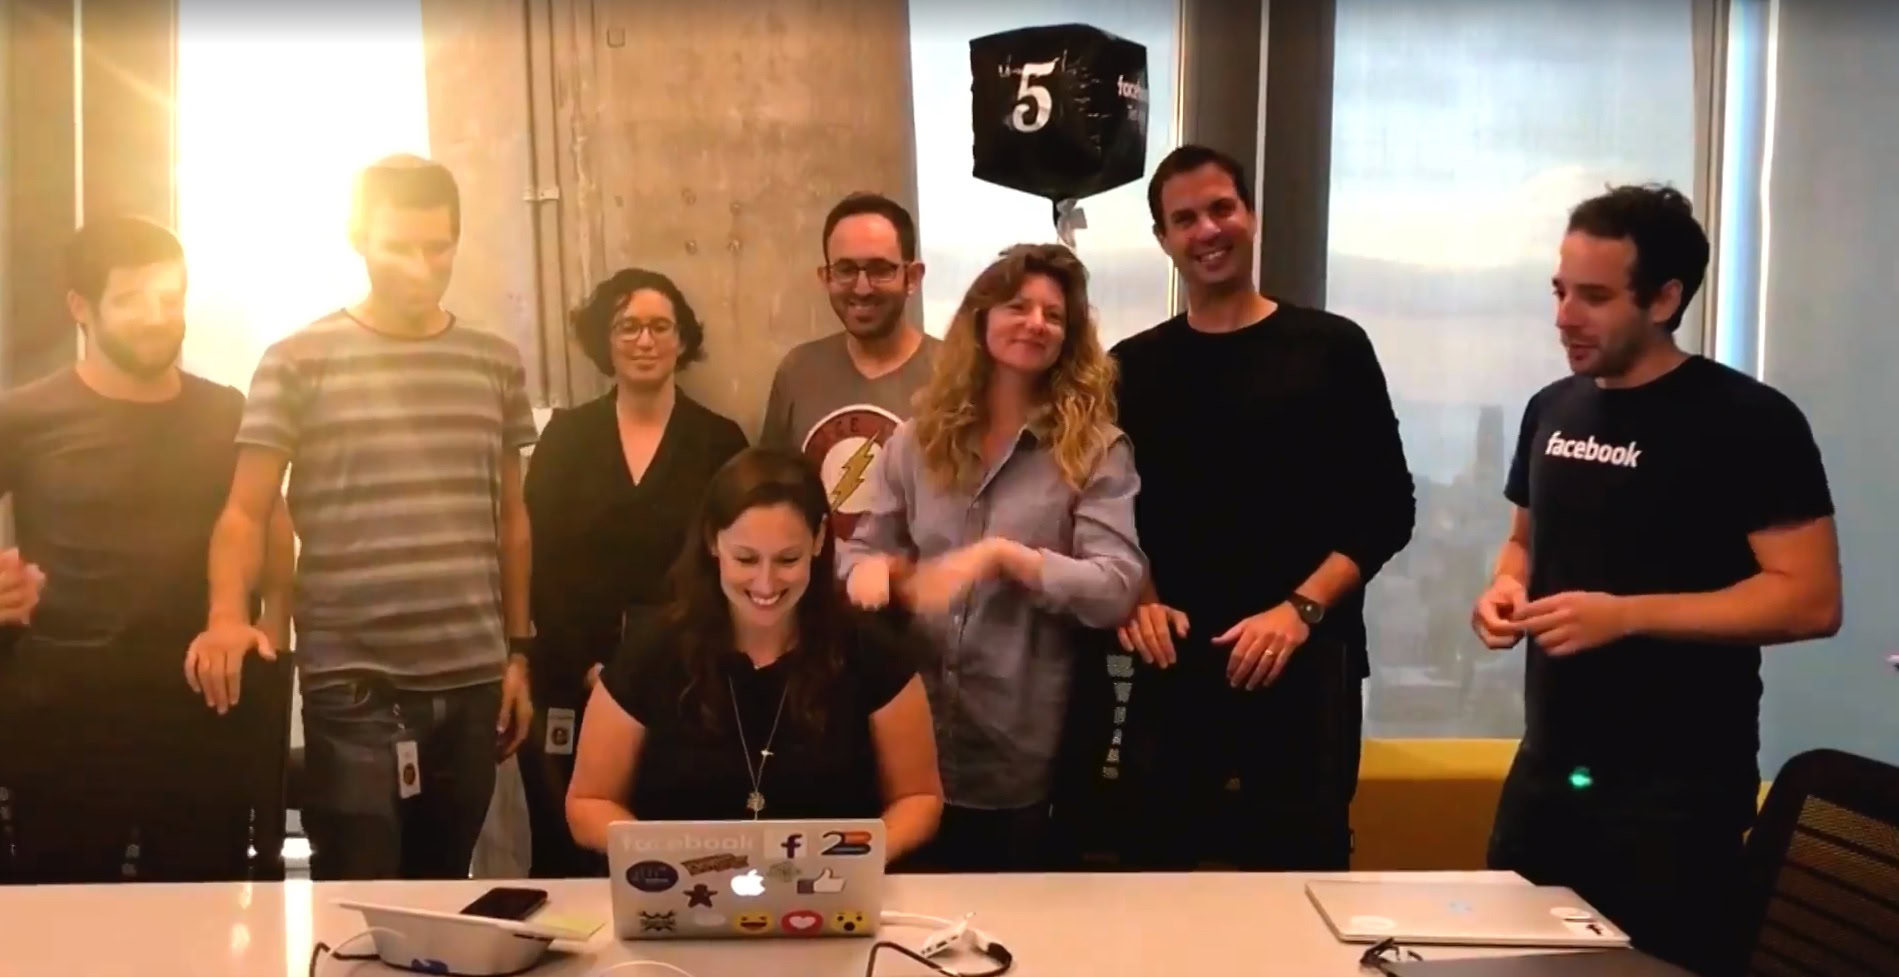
[838,243,1144,872]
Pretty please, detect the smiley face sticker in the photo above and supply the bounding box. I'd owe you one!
[781,909,824,936]
[734,912,773,935]
[830,910,869,935]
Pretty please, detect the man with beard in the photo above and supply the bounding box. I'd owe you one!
[1473,185,1840,973]
[1112,145,1415,871]
[761,193,937,542]
[191,155,538,881]
[0,216,293,883]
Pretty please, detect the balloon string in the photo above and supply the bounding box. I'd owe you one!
[1054,198,1086,249]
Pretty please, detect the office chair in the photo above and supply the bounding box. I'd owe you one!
[1734,748,1899,977]
[241,651,296,881]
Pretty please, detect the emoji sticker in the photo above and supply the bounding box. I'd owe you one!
[691,911,727,929]
[781,910,824,936]
[766,861,803,883]
[626,861,679,893]
[681,853,748,876]
[830,910,869,935]
[734,912,773,935]
[796,868,847,895]
[639,911,677,934]
[684,883,716,908]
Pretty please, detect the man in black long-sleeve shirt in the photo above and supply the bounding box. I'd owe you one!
[1112,145,1415,870]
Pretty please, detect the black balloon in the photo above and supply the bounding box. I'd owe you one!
[969,24,1150,205]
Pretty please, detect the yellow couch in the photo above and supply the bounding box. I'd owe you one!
[1351,739,1519,871]
[1350,739,1774,871]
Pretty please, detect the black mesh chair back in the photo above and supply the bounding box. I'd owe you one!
[1736,748,1899,977]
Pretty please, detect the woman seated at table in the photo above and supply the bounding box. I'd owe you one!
[565,448,943,862]
[839,243,1144,872]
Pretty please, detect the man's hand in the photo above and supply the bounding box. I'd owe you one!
[184,620,277,714]
[899,542,1001,615]
[1513,591,1631,657]
[1118,602,1189,668]
[0,549,46,626]
[1472,576,1528,649]
[497,654,533,760]
[1213,603,1310,690]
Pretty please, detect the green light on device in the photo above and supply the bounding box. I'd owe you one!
[1568,766,1594,790]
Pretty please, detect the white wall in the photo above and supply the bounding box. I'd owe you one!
[1757,2,1899,771]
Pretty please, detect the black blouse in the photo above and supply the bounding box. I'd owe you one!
[603,609,921,823]
[524,391,747,706]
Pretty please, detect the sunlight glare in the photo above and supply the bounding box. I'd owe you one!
[176,3,431,391]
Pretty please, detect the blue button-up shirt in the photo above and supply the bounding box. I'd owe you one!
[838,418,1145,809]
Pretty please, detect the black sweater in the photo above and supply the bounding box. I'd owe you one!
[1111,304,1415,677]
[523,391,747,706]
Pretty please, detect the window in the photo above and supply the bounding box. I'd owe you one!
[1328,0,1698,737]
[175,0,432,774]
[908,1,1181,347]
[176,2,432,392]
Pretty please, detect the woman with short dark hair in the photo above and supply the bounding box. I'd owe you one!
[519,268,746,876]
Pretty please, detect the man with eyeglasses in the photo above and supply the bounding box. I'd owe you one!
[761,192,936,542]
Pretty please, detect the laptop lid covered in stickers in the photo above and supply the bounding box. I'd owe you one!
[607,819,885,940]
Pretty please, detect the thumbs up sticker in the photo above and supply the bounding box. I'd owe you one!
[796,868,847,895]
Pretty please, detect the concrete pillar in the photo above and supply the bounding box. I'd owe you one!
[2,0,178,389]
[420,0,549,405]
[3,0,79,388]
[79,0,178,225]
[550,0,919,428]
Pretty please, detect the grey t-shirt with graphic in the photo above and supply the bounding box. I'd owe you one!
[759,332,937,541]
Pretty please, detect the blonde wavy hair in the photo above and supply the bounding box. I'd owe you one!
[912,243,1119,493]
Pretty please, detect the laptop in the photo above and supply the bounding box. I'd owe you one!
[1306,881,1631,949]
[1381,950,1697,976]
[607,819,886,940]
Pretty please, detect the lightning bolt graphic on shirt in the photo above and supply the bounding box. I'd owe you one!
[831,438,879,510]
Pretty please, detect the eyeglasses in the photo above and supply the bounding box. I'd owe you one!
[611,318,677,343]
[824,260,905,287]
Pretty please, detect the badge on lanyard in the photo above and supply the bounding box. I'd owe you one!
[396,739,422,799]
[545,708,577,756]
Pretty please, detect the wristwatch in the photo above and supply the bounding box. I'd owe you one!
[1287,593,1326,626]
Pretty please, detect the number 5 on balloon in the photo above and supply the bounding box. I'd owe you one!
[1010,59,1058,132]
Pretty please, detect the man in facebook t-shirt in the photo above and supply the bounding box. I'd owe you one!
[761,192,936,541]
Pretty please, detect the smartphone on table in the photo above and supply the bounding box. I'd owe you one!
[460,886,549,921]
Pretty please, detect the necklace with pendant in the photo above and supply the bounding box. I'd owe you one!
[728,676,789,819]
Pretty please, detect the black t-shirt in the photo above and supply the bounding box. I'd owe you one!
[525,391,747,705]
[0,368,243,659]
[0,368,252,795]
[1111,306,1416,678]
[1506,356,1833,780]
[603,609,921,823]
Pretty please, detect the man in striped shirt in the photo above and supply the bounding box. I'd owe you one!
[189,155,537,880]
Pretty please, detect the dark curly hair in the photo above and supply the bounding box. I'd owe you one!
[570,268,707,376]
[1567,184,1709,334]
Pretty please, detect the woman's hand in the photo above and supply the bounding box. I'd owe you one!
[847,554,900,610]
[900,542,1007,615]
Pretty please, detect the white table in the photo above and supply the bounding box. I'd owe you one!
[0,871,1551,976]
